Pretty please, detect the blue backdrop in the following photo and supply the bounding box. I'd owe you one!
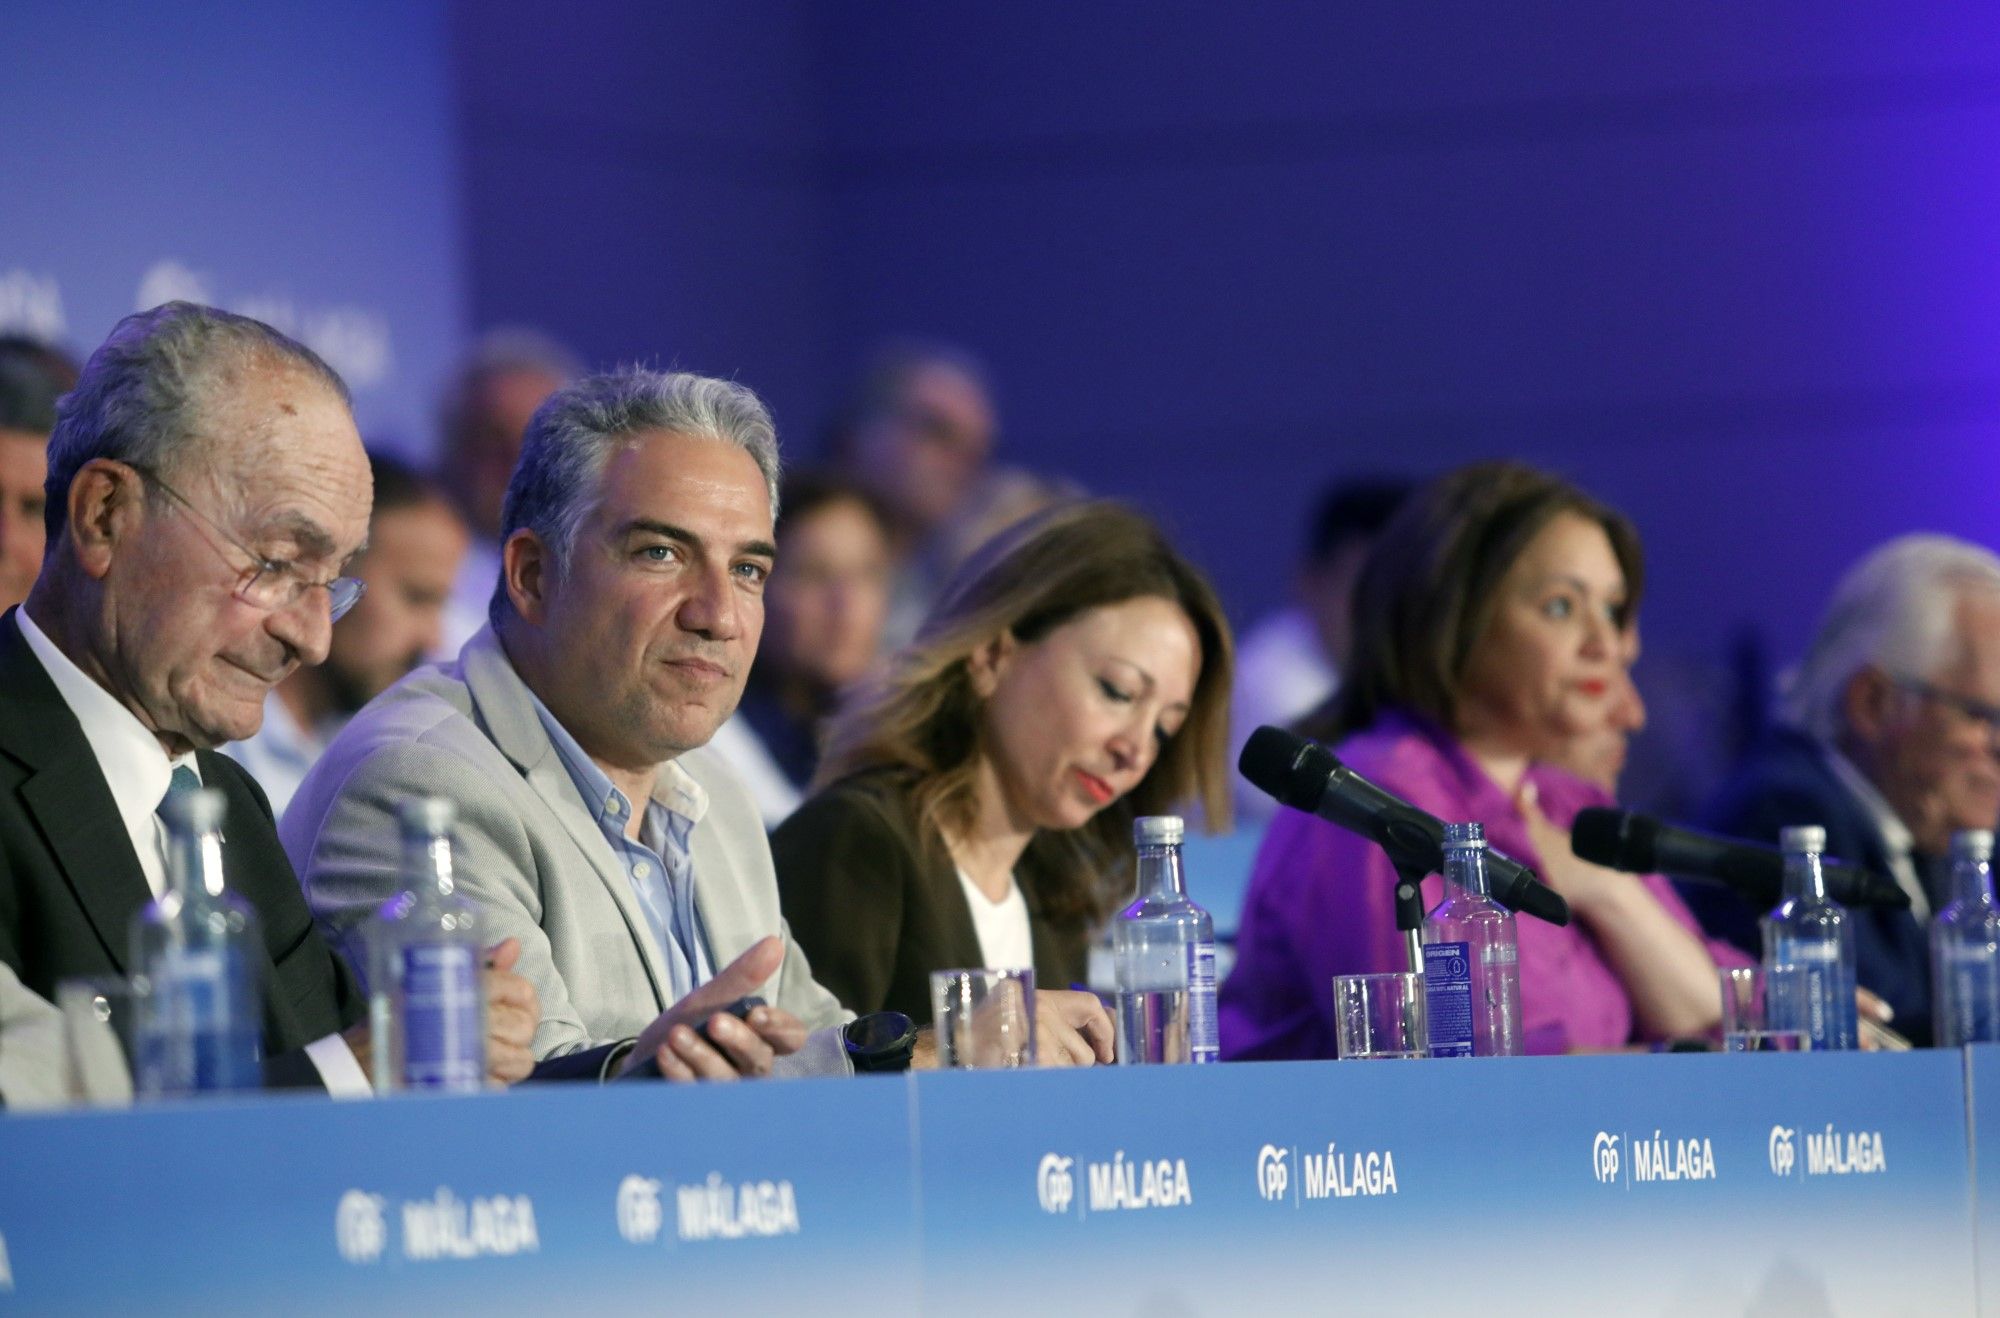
[0,1,466,451]
[8,5,2000,813]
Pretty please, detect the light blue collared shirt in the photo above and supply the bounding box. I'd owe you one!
[526,690,715,1002]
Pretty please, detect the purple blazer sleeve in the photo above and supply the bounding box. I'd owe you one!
[1220,807,1445,1060]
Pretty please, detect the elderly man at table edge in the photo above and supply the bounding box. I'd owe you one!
[1689,534,2000,1046]
[284,366,1116,1079]
[0,302,537,1092]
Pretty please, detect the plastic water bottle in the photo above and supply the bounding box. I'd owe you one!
[368,797,485,1092]
[131,787,264,1095]
[1761,824,1859,1050]
[1421,822,1522,1057]
[1932,829,2000,1046]
[1113,815,1219,1064]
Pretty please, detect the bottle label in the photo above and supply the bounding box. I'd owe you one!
[401,943,483,1090]
[1186,940,1219,1064]
[1944,952,2000,1045]
[1422,941,1475,1058]
[1767,947,1858,1050]
[137,946,261,1094]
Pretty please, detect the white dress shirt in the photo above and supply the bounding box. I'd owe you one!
[16,608,370,1096]
[1823,742,1931,921]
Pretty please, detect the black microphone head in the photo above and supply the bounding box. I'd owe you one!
[1571,807,1656,874]
[1238,725,1338,812]
[1832,863,1913,910]
[1511,877,1573,928]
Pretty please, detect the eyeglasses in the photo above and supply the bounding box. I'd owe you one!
[130,465,365,622]
[1895,677,2000,750]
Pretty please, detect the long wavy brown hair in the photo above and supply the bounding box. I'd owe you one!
[815,500,1234,929]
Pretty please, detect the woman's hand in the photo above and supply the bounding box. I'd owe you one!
[1035,989,1116,1066]
[1515,778,1634,923]
[1516,776,1724,1039]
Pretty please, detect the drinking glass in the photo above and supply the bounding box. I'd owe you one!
[1719,966,1811,1052]
[930,968,1036,1068]
[1334,972,1428,1060]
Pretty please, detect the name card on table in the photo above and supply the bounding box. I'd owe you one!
[1968,1043,2000,1317]
[911,1051,1973,1316]
[0,1075,920,1314]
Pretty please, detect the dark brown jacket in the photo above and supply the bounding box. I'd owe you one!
[772,770,1092,1024]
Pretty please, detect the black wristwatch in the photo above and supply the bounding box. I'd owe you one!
[844,1011,917,1073]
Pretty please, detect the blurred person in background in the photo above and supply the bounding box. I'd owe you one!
[225,452,469,819]
[0,338,70,613]
[709,471,894,828]
[771,501,1232,1044]
[1222,462,1741,1060]
[1231,477,1414,822]
[932,466,1089,582]
[435,327,582,655]
[0,334,81,393]
[826,340,998,649]
[1693,534,2000,1045]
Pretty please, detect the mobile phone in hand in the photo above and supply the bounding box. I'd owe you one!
[618,996,768,1080]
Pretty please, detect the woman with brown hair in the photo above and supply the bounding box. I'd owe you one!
[1221,461,1742,1058]
[771,501,1234,1052]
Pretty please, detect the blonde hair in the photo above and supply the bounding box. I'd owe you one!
[816,500,1234,927]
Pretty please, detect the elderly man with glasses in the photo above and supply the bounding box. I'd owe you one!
[0,301,538,1093]
[1688,534,2000,1045]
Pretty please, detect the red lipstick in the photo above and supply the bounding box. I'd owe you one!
[1074,768,1115,805]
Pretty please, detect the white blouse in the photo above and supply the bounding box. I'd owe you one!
[956,868,1035,975]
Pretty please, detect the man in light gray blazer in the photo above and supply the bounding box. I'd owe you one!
[286,367,1115,1080]
[285,369,852,1080]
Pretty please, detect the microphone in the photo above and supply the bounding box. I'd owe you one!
[1570,807,1911,910]
[1239,726,1571,927]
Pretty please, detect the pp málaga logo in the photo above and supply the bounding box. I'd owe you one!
[1256,1144,1290,1201]
[1768,1126,1797,1177]
[617,1175,664,1244]
[335,1190,388,1264]
[1037,1154,1075,1214]
[1591,1132,1621,1184]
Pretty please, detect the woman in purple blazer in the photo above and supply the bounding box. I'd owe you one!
[1221,462,1744,1059]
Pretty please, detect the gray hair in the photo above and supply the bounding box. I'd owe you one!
[490,368,781,626]
[1783,533,2000,741]
[43,301,349,538]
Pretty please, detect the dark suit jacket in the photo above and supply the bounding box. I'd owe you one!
[771,770,1093,1025]
[0,609,364,1086]
[1687,727,1934,1045]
